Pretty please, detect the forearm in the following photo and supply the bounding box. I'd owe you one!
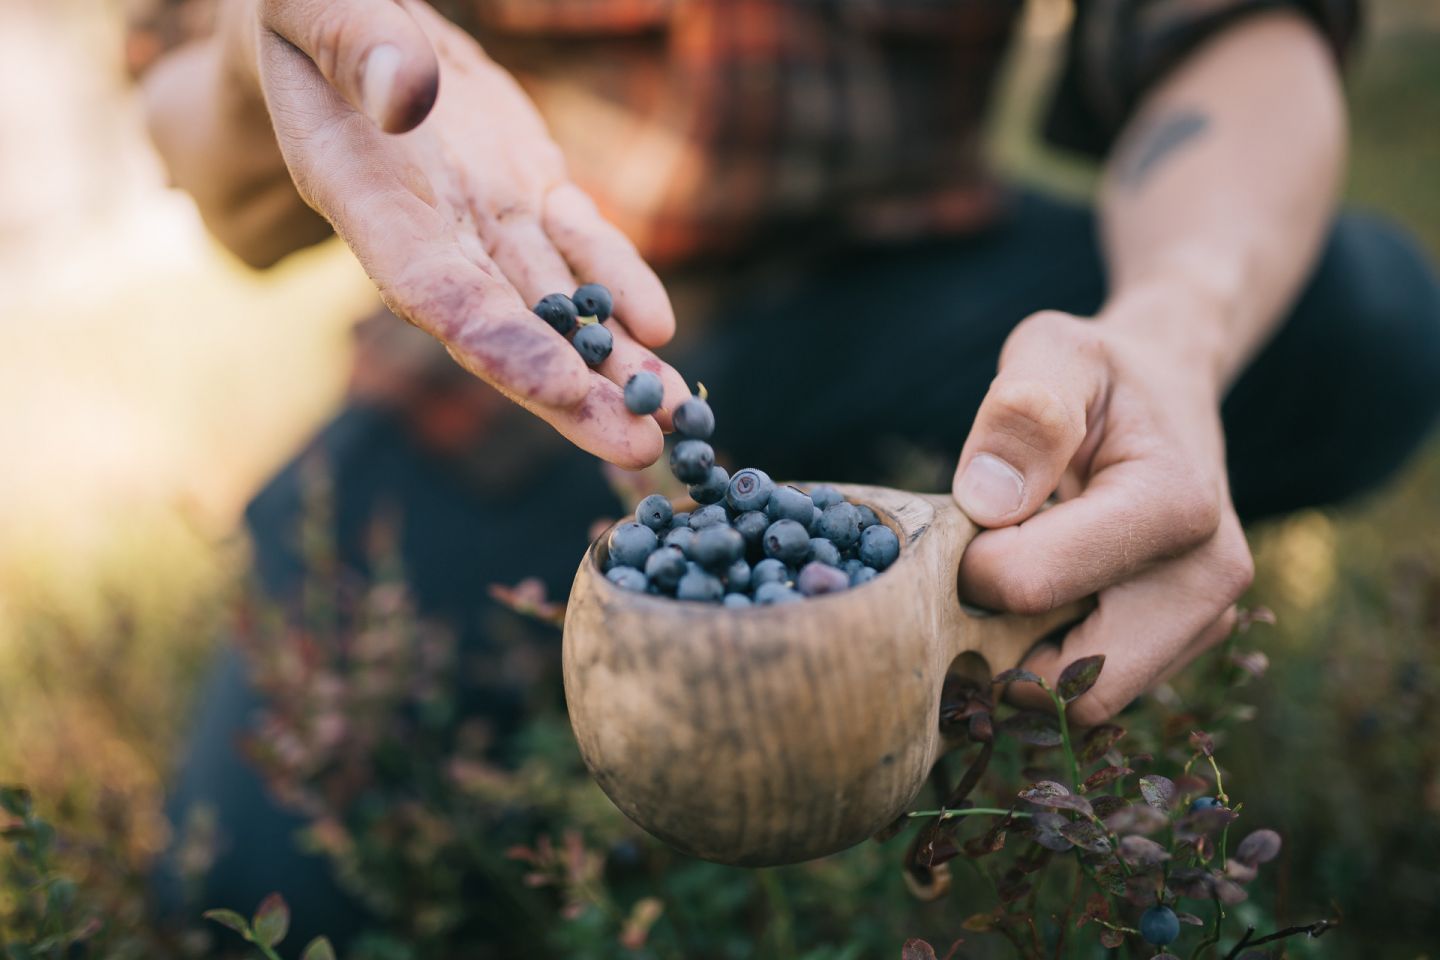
[1097,12,1347,390]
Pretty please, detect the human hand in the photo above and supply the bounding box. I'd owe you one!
[953,288,1255,726]
[145,0,686,467]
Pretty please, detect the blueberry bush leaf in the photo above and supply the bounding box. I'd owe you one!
[1056,655,1105,703]
[251,893,290,948]
[1235,828,1283,865]
[201,909,250,936]
[302,937,338,960]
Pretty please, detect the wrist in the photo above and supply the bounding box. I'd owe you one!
[1097,266,1246,394]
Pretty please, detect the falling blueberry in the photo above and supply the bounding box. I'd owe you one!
[689,465,730,505]
[673,393,715,440]
[669,439,715,483]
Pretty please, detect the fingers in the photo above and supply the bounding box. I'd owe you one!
[952,313,1106,528]
[259,41,590,409]
[1007,515,1254,727]
[596,324,692,432]
[487,211,578,311]
[545,183,676,347]
[507,376,666,470]
[958,458,1222,614]
[260,0,439,133]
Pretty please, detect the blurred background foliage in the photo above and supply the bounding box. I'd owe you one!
[0,0,1437,955]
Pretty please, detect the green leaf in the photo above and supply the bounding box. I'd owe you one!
[0,786,32,817]
[1056,655,1105,703]
[991,668,1043,687]
[302,937,338,960]
[252,893,290,948]
[202,909,250,936]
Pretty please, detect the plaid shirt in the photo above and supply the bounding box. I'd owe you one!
[130,0,1358,268]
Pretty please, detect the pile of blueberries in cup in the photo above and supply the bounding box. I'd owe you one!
[533,283,900,605]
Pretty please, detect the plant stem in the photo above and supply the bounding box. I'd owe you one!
[1050,691,1082,791]
[907,808,1032,820]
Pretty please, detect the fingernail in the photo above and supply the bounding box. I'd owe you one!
[362,44,402,128]
[956,453,1024,522]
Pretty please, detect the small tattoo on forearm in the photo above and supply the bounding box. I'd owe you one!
[1114,109,1210,189]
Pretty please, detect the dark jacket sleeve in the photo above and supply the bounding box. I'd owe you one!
[1044,0,1361,158]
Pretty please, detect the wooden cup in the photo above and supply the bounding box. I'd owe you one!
[563,483,1082,866]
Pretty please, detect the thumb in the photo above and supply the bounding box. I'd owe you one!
[260,0,440,133]
[953,313,1105,527]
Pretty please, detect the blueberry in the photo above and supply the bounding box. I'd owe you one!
[763,519,811,566]
[671,511,691,528]
[644,547,687,591]
[692,525,745,569]
[688,504,728,530]
[808,538,843,568]
[752,558,790,588]
[843,558,865,576]
[805,484,841,510]
[766,486,814,525]
[572,322,613,365]
[797,562,849,596]
[635,494,673,531]
[689,465,730,505]
[572,283,614,321]
[733,510,770,552]
[754,581,802,605]
[676,568,724,603]
[726,468,775,513]
[1139,905,1180,947]
[607,522,658,569]
[723,593,753,608]
[605,566,647,592]
[673,396,715,439]
[1190,796,1222,813]
[855,504,880,529]
[858,524,900,570]
[624,371,664,415]
[816,502,861,549]
[663,526,695,556]
[669,439,715,483]
[850,565,878,587]
[809,505,823,532]
[724,559,752,593]
[533,293,578,335]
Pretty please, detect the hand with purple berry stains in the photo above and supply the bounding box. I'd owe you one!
[140,0,688,468]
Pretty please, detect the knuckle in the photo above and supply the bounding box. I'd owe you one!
[304,6,354,81]
[984,379,1084,453]
[1212,538,1255,602]
[1166,481,1222,548]
[994,571,1058,617]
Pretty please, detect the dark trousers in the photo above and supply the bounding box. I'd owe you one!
[157,191,1440,947]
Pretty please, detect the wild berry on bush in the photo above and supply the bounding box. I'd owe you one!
[1140,905,1180,946]
[600,383,900,603]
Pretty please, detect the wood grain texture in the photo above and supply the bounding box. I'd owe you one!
[563,483,1085,866]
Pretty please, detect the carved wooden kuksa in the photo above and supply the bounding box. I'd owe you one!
[563,483,1083,866]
